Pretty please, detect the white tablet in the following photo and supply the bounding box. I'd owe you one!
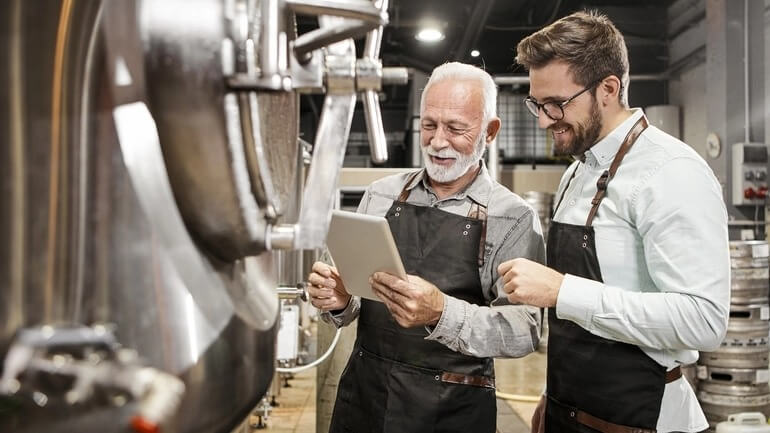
[325,210,408,302]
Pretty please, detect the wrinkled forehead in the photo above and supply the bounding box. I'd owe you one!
[421,79,484,117]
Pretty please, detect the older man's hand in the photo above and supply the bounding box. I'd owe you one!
[497,258,564,308]
[370,273,444,328]
[307,261,351,312]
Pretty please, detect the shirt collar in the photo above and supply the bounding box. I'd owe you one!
[408,160,493,205]
[583,108,645,167]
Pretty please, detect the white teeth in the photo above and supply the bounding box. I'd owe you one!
[553,128,567,134]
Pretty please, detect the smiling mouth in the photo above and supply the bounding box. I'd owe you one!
[430,155,456,165]
[552,126,569,135]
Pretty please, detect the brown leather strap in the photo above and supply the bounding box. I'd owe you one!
[585,116,649,227]
[575,410,656,433]
[440,372,495,389]
[665,366,682,383]
[397,170,423,202]
[467,202,488,267]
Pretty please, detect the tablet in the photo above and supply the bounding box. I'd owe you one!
[325,210,408,302]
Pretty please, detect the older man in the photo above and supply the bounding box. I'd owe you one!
[307,62,544,433]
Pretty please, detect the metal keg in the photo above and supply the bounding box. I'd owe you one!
[522,191,554,238]
[698,391,770,426]
[698,365,770,388]
[700,381,770,397]
[699,320,770,368]
[698,241,770,429]
[730,241,770,305]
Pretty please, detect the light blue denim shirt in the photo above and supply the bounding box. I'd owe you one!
[323,162,545,358]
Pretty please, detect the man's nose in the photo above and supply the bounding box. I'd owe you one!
[430,127,450,149]
[537,111,557,129]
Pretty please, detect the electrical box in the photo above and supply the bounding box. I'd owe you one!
[731,143,769,205]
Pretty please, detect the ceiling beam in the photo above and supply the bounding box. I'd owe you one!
[452,0,497,62]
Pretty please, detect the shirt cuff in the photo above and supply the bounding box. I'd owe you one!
[425,294,467,344]
[555,273,603,329]
[324,296,358,327]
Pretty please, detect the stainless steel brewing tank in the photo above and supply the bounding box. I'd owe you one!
[522,191,554,238]
[0,0,292,431]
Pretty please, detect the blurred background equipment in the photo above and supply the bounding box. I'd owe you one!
[0,0,403,431]
[697,241,770,429]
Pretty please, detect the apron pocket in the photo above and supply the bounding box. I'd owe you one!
[330,349,388,433]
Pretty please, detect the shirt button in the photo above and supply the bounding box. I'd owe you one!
[463,231,468,236]
[434,375,440,380]
[569,199,576,206]
[569,411,575,418]
[465,224,471,229]
[396,207,401,211]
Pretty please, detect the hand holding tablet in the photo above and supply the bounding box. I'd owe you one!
[325,210,407,302]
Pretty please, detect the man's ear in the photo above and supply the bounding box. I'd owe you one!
[599,76,622,106]
[485,117,502,144]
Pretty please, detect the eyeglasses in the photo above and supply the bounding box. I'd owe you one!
[523,80,600,121]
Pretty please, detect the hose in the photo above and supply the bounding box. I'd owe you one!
[275,326,342,374]
[495,391,542,403]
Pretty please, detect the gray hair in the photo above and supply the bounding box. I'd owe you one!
[419,62,498,126]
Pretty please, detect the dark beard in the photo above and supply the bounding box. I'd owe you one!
[552,97,602,157]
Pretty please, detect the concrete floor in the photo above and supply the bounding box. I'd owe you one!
[250,351,546,433]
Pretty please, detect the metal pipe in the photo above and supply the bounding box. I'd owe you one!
[493,73,670,86]
[276,284,308,302]
[743,0,751,143]
[266,224,297,250]
[382,67,409,85]
[260,0,280,80]
[362,0,389,164]
[293,21,377,59]
[362,0,387,59]
[285,0,386,24]
[363,91,387,163]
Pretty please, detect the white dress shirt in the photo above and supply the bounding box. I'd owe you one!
[553,108,730,432]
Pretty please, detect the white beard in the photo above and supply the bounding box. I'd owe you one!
[422,133,487,183]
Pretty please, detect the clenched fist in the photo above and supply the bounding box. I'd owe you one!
[307,261,351,312]
[497,258,563,308]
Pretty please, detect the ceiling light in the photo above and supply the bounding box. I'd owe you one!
[470,49,480,57]
[415,28,444,42]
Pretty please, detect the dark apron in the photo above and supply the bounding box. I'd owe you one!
[329,170,496,433]
[545,116,669,433]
